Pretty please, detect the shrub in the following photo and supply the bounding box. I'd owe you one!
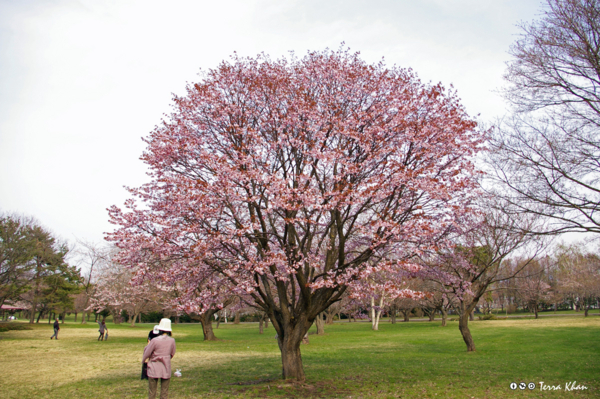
[0,323,33,332]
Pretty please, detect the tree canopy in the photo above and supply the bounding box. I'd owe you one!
[108,48,483,380]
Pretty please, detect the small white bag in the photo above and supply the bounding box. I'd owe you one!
[174,369,182,377]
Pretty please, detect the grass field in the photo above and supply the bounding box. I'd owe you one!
[0,316,598,398]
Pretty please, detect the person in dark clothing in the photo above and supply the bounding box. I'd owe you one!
[50,318,60,340]
[147,325,159,343]
[98,320,108,341]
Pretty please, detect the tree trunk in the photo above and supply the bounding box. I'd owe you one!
[325,311,334,325]
[534,305,539,319]
[441,308,447,327]
[402,309,410,322]
[111,310,121,324]
[29,302,38,324]
[459,303,476,352]
[469,310,474,321]
[371,297,384,330]
[259,316,264,334]
[584,307,589,317]
[428,310,436,322]
[130,312,139,327]
[234,311,240,324]
[199,310,218,341]
[281,337,305,380]
[264,315,269,328]
[273,317,311,381]
[315,313,325,335]
[216,312,221,329]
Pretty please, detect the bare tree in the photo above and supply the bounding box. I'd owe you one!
[513,258,551,318]
[72,240,109,324]
[555,243,600,316]
[489,0,600,236]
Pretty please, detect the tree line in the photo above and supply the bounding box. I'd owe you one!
[0,215,79,323]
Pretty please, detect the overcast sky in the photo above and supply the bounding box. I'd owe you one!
[0,0,543,246]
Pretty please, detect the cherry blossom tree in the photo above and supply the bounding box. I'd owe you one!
[347,264,423,330]
[87,253,164,326]
[422,207,544,351]
[108,48,483,380]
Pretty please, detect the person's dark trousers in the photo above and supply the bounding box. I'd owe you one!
[50,328,59,339]
[98,332,104,341]
[148,377,170,399]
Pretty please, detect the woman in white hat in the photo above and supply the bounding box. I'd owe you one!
[142,318,176,399]
[147,325,160,343]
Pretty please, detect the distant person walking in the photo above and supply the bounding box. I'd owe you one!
[143,318,176,399]
[98,320,108,341]
[50,318,60,340]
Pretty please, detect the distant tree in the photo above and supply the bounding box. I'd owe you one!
[0,214,36,308]
[513,258,551,319]
[555,244,600,316]
[417,279,457,326]
[87,253,163,326]
[489,0,600,236]
[392,295,419,323]
[36,264,81,323]
[422,206,543,351]
[17,224,71,324]
[322,300,342,325]
[72,240,110,323]
[348,265,423,330]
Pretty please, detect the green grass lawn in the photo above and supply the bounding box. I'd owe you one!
[0,317,598,398]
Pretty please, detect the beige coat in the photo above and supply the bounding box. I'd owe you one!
[142,334,176,379]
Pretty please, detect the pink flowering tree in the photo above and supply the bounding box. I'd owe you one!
[347,263,424,330]
[421,208,544,351]
[87,258,163,326]
[136,256,237,341]
[108,48,483,381]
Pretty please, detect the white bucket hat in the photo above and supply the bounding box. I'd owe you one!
[157,318,172,332]
[153,325,160,334]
